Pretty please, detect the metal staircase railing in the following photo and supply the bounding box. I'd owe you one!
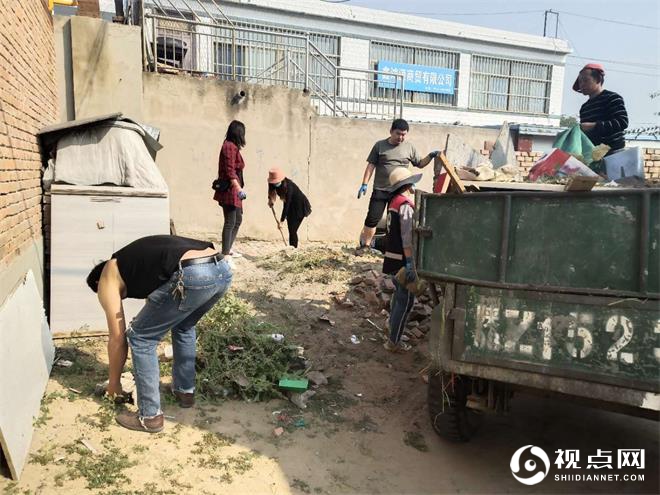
[142,0,404,119]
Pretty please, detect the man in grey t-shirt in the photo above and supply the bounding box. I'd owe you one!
[356,118,438,253]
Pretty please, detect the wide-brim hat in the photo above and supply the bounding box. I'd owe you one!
[267,167,286,184]
[572,63,605,92]
[386,167,422,193]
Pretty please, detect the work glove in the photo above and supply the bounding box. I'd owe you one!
[404,257,417,284]
[357,183,368,199]
[428,150,440,159]
[238,190,247,200]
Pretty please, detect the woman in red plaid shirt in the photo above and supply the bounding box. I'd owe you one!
[213,120,247,258]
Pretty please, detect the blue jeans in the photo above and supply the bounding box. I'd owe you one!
[127,259,232,417]
[389,276,415,344]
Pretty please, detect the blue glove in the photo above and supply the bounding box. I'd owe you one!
[238,190,247,200]
[428,150,440,159]
[404,257,417,283]
[357,183,368,199]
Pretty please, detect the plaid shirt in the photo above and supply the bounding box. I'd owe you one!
[213,140,245,208]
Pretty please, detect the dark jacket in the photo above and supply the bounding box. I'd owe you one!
[214,140,245,208]
[269,178,311,223]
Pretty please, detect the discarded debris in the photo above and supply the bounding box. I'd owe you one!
[350,335,361,345]
[306,371,328,386]
[273,427,284,437]
[257,247,354,285]
[55,359,73,368]
[79,439,99,455]
[318,315,335,326]
[158,344,173,362]
[365,318,384,333]
[289,390,316,409]
[294,418,306,428]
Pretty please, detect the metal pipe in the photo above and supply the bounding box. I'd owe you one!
[400,75,405,118]
[304,36,309,91]
[178,0,203,22]
[145,14,307,39]
[498,195,511,283]
[150,0,170,16]
[209,0,235,27]
[416,271,659,301]
[152,17,158,72]
[333,69,338,116]
[639,191,650,294]
[232,28,236,80]
[164,0,189,21]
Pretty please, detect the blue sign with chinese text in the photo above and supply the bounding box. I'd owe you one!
[377,60,456,95]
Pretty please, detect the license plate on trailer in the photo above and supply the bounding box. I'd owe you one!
[455,286,660,387]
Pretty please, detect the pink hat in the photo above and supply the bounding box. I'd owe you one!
[572,63,605,92]
[267,167,286,184]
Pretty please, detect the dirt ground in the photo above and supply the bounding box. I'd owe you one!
[1,240,658,495]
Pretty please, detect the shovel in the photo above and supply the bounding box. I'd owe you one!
[270,205,288,246]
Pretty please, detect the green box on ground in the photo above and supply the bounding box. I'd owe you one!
[278,378,308,392]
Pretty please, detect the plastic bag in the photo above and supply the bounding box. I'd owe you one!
[552,124,595,165]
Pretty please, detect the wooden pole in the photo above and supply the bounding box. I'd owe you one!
[270,206,288,246]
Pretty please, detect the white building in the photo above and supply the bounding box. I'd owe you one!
[133,0,571,127]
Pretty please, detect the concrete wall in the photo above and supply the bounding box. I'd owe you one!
[69,15,143,120]
[59,16,500,242]
[53,16,75,122]
[142,73,313,240]
[142,73,499,242]
[0,0,57,305]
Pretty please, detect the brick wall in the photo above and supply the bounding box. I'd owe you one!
[515,151,544,176]
[0,1,57,268]
[644,149,660,180]
[513,149,660,179]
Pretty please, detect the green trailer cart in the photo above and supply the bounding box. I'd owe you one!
[415,187,660,441]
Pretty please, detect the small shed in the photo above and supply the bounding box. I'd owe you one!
[38,113,171,335]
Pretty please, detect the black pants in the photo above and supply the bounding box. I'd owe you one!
[221,205,243,255]
[364,189,391,228]
[287,217,303,248]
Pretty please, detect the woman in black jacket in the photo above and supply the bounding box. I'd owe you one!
[267,168,311,248]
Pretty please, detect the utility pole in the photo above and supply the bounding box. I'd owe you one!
[543,10,559,38]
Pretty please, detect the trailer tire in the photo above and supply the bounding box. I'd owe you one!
[427,370,480,442]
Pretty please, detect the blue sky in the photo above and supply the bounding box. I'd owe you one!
[347,0,659,129]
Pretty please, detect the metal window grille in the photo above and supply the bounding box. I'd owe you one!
[369,41,460,106]
[144,6,404,119]
[470,55,552,114]
[152,12,339,92]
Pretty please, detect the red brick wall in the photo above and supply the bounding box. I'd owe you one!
[513,148,660,179]
[0,1,57,267]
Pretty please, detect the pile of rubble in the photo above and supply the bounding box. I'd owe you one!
[334,268,435,342]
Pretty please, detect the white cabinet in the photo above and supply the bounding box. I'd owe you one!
[49,185,170,335]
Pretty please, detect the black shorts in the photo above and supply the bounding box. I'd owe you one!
[364,189,391,228]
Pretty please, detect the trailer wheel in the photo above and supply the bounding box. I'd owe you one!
[427,370,481,442]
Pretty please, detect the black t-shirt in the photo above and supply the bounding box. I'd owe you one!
[112,235,214,298]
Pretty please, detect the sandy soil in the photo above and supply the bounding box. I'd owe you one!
[1,240,658,495]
